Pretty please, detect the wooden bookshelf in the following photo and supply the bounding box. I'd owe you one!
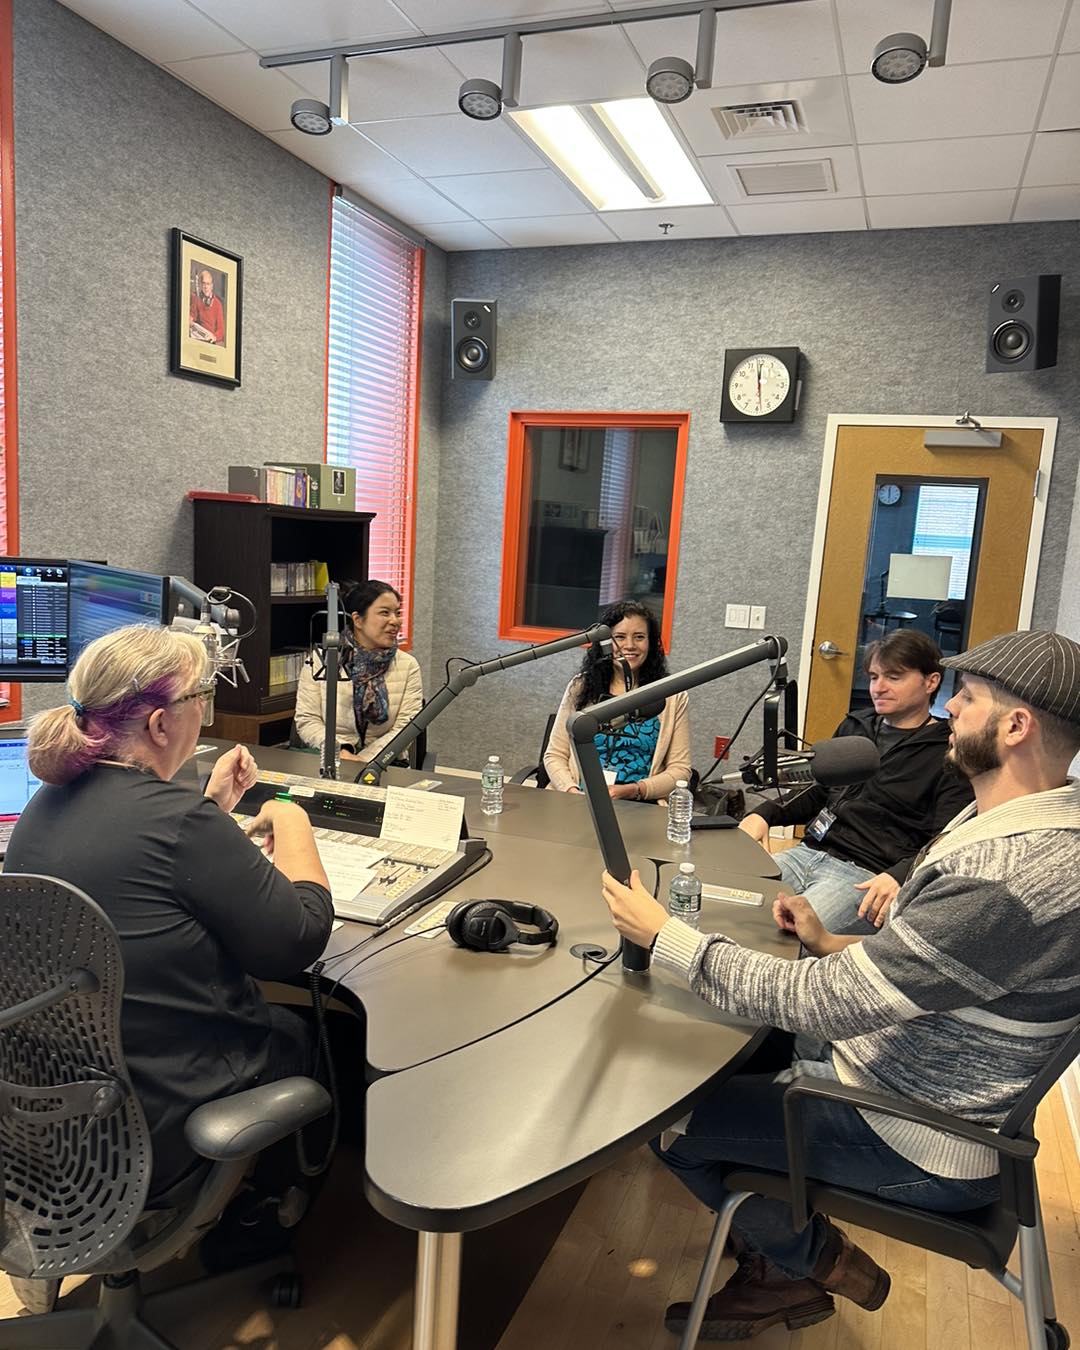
[192,500,374,744]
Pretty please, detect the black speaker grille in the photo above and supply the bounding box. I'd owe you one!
[991,320,1032,362]
[456,337,490,371]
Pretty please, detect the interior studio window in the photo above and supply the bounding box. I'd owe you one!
[0,0,19,721]
[499,412,689,648]
[326,193,423,644]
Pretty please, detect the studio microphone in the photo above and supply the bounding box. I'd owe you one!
[719,736,880,789]
[169,581,249,693]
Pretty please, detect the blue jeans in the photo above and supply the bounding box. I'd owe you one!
[777,843,877,936]
[655,1060,1000,1280]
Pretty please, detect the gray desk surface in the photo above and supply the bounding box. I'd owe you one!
[364,877,796,1232]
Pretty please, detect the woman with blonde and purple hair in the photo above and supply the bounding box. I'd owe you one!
[6,624,333,1203]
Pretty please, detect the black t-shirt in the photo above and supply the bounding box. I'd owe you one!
[6,764,333,1192]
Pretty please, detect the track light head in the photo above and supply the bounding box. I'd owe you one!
[291,98,333,135]
[871,32,928,83]
[646,55,695,104]
[458,78,503,120]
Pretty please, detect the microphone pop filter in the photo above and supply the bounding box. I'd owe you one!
[808,737,880,786]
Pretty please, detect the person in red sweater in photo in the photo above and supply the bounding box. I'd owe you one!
[189,267,225,344]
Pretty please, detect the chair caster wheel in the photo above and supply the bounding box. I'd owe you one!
[1045,1322,1069,1350]
[271,1273,302,1308]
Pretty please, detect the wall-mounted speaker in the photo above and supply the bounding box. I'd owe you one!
[451,298,497,381]
[986,275,1060,373]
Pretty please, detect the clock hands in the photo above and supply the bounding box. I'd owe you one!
[756,360,762,412]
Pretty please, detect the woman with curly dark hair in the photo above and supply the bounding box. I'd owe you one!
[543,600,690,801]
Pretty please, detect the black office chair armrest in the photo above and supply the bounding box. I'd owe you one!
[781,1078,1038,1232]
[510,765,539,785]
[185,1076,331,1162]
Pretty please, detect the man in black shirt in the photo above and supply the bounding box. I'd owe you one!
[739,630,972,934]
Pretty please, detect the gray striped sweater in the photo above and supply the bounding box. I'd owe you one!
[652,782,1080,1178]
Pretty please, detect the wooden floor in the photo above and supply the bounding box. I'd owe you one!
[1,1088,1076,1350]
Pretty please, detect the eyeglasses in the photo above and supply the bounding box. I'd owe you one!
[170,680,216,708]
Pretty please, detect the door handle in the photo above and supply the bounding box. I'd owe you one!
[817,641,845,659]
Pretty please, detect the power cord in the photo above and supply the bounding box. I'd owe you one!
[700,665,780,784]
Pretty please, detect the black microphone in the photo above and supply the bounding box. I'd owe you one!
[719,737,880,789]
[598,699,665,733]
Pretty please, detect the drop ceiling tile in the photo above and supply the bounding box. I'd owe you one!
[442,27,647,105]
[700,144,861,205]
[188,0,416,51]
[288,47,470,119]
[1024,131,1080,185]
[868,190,1015,228]
[357,113,544,176]
[727,197,867,234]
[1040,53,1080,129]
[601,204,737,241]
[267,125,416,183]
[625,2,842,88]
[57,0,244,62]
[393,0,599,31]
[848,60,1051,143]
[348,176,472,225]
[485,214,618,246]
[835,0,1069,70]
[860,135,1031,196]
[427,168,589,218]
[164,52,310,132]
[1012,185,1080,220]
[1063,2,1080,51]
[422,221,509,250]
[670,78,854,157]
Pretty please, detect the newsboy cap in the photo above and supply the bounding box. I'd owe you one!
[942,630,1080,726]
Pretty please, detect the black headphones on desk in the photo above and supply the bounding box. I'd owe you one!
[446,899,559,953]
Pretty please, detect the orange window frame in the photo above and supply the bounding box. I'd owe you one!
[499,410,690,651]
[0,0,20,723]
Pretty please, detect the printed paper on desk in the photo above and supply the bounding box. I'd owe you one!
[380,786,464,853]
[315,839,381,905]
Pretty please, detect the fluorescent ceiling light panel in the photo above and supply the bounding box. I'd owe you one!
[511,98,712,212]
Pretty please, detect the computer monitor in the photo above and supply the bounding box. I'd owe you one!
[67,561,166,665]
[0,557,70,683]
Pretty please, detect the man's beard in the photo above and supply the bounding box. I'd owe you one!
[947,716,1002,779]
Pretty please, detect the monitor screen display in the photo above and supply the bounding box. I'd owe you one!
[68,561,166,666]
[0,558,69,683]
[0,735,41,820]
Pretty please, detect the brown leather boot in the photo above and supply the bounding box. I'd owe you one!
[811,1221,891,1311]
[664,1253,836,1341]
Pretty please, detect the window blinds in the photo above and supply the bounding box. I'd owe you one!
[326,195,422,641]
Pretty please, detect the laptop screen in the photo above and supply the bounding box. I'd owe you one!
[0,737,42,821]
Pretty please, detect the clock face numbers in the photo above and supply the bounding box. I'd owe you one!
[728,354,791,417]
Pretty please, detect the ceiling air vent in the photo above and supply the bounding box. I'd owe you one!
[712,100,805,139]
[731,158,835,197]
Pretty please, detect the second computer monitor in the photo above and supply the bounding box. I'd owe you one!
[0,558,70,683]
[68,561,166,665]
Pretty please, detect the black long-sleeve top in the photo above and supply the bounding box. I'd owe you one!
[6,764,333,1192]
[754,710,974,883]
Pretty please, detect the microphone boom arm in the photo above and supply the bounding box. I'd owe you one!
[357,623,613,786]
[570,635,788,974]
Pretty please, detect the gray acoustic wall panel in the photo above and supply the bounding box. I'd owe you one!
[410,244,447,682]
[13,0,328,711]
[432,226,1079,776]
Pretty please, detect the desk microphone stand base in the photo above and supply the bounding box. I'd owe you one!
[414,1230,461,1350]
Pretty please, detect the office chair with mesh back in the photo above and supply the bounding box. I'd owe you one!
[672,1024,1079,1350]
[0,873,331,1349]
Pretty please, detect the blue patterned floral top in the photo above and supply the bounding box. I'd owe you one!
[593,716,660,785]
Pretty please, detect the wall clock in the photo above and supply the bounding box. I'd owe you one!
[720,347,800,422]
[877,483,902,505]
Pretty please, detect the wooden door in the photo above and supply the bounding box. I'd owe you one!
[803,422,1050,744]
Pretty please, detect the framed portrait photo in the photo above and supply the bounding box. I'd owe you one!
[169,229,243,387]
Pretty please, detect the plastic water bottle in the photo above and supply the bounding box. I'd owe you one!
[669,862,702,929]
[481,755,504,816]
[666,779,693,844]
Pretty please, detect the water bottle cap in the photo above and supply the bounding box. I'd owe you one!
[488,755,500,763]
[676,780,688,788]
[679,862,696,874]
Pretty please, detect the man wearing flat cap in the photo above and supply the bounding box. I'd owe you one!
[601,630,1080,1343]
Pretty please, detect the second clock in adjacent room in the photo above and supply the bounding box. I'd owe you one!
[720,347,800,422]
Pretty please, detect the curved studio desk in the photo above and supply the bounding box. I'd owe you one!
[212,742,793,1350]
